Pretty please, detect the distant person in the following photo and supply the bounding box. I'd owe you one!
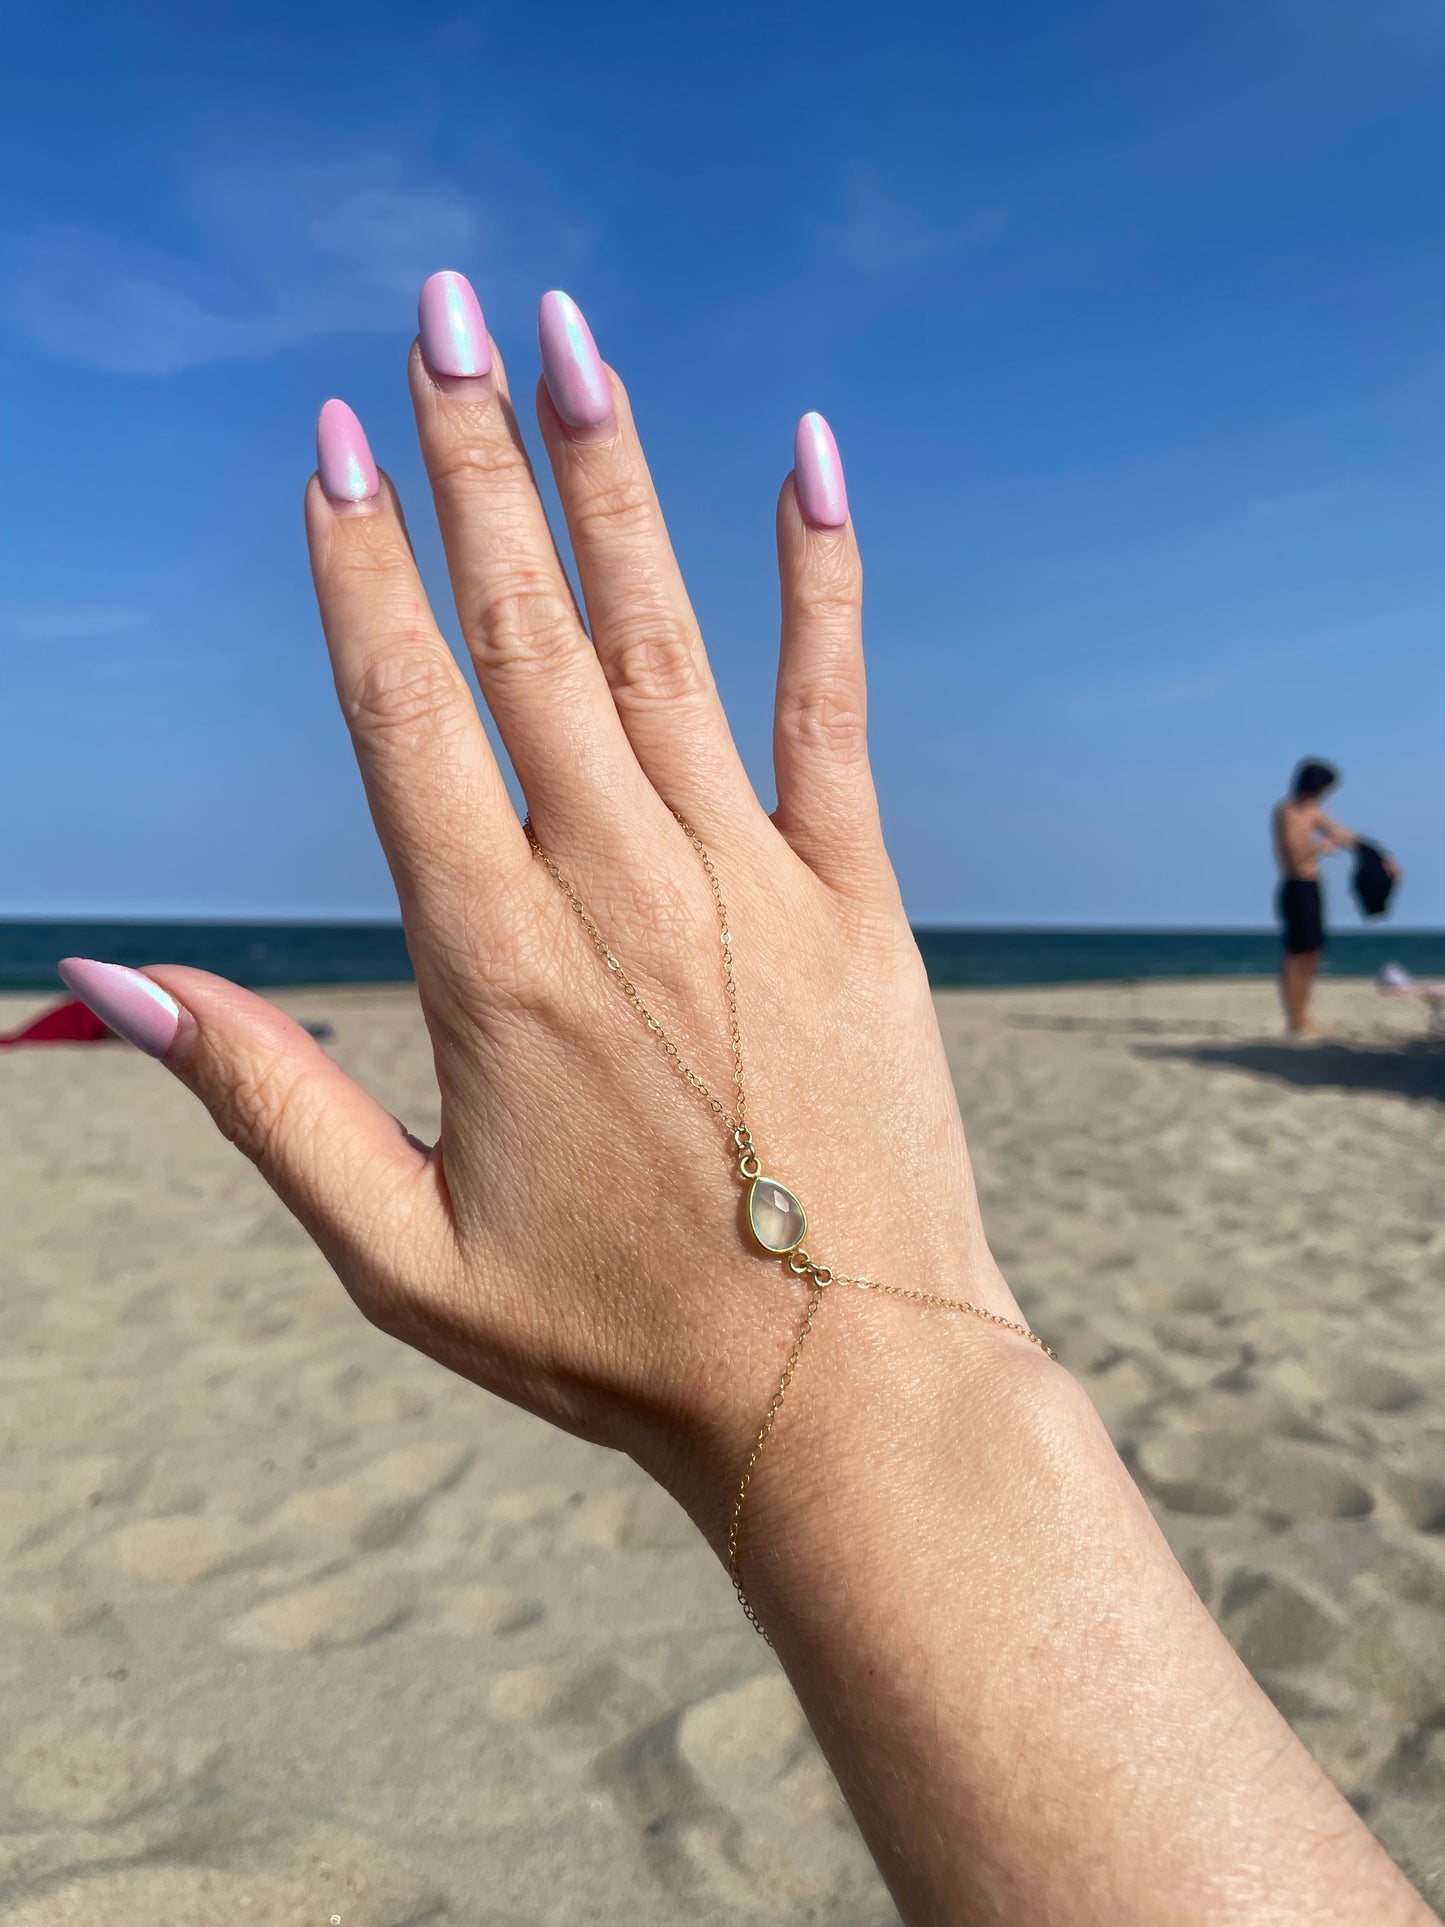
[1272,758,1356,1035]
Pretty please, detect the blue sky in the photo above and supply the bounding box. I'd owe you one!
[3,0,1443,925]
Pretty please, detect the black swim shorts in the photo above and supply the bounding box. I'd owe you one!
[1278,878,1325,955]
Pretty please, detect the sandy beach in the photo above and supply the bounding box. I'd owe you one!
[3,976,1443,1924]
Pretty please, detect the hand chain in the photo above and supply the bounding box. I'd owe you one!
[526,814,1055,1642]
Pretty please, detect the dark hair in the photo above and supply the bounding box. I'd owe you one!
[1291,759,1339,800]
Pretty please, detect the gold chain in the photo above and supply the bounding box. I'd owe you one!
[526,818,746,1134]
[526,814,1054,1640]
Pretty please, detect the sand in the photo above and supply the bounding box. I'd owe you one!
[2,976,1443,1922]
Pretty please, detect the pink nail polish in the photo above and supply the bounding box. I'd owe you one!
[537,291,613,431]
[794,412,848,528]
[418,271,492,379]
[58,959,181,1059]
[316,399,379,503]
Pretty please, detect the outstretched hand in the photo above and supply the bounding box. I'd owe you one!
[57,275,1435,1927]
[70,279,1024,1544]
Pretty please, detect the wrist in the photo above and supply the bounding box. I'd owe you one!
[714,1271,1073,1615]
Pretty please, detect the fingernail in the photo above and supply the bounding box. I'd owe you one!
[794,412,848,528]
[58,959,182,1059]
[418,270,492,379]
[316,399,379,503]
[537,290,613,430]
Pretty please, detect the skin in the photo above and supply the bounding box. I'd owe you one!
[136,328,1431,1926]
[1273,792,1355,884]
[1272,788,1358,1035]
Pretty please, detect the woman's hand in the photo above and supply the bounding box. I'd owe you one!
[65,276,1023,1546]
[58,272,1432,1927]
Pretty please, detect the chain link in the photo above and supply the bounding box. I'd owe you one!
[526,818,746,1134]
[527,812,1055,1640]
[724,1281,826,1639]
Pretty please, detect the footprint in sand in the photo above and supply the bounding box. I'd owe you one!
[1337,1601,1445,1723]
[1086,1353,1180,1434]
[0,1716,214,1826]
[223,1572,415,1652]
[1328,1357,1425,1415]
[1384,1471,1445,1535]
[265,1442,473,1553]
[1169,1284,1224,1316]
[487,1660,662,1752]
[0,1837,442,1926]
[1254,1442,1375,1521]
[1365,1540,1445,1615]
[427,1584,542,1638]
[7,1578,114,1635]
[0,1455,149,1561]
[599,1673,884,1910]
[1377,1722,1445,1803]
[1220,1571,1343,1673]
[1133,1433,1239,1517]
[562,1484,698,1553]
[101,1514,279,1586]
[1135,1432,1374,1522]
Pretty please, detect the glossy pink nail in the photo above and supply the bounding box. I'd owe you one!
[794,412,848,528]
[418,270,492,379]
[537,291,613,431]
[58,959,181,1059]
[316,399,379,503]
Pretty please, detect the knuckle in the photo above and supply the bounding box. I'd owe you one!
[791,541,864,622]
[325,517,412,586]
[793,584,864,625]
[347,645,466,752]
[569,476,657,542]
[211,1048,306,1171]
[428,434,534,493]
[468,570,581,679]
[490,905,579,1014]
[783,672,869,758]
[607,617,710,708]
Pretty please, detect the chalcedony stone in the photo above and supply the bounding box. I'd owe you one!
[748,1176,807,1255]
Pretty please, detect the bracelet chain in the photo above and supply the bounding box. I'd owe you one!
[526,813,1055,1640]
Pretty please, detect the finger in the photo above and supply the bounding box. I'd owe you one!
[307,399,530,997]
[409,277,655,835]
[532,294,753,822]
[772,415,887,894]
[57,960,451,1311]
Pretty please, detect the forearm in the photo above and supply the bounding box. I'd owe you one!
[739,1292,1429,1927]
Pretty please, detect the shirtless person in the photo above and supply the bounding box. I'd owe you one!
[1273,758,1356,1034]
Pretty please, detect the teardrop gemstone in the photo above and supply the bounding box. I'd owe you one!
[748,1176,807,1255]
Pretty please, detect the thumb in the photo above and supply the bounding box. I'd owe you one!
[57,959,449,1298]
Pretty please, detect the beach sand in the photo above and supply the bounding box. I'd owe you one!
[3,977,1443,1923]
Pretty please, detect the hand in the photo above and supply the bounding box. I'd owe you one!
[58,276,1432,1927]
[72,279,1025,1545]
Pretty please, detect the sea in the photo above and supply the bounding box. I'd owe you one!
[3,921,1445,995]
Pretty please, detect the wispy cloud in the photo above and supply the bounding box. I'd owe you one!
[0,602,152,642]
[814,172,1009,277]
[1062,608,1436,718]
[6,150,583,376]
[713,169,1008,351]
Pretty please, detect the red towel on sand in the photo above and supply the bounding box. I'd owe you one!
[0,998,113,1047]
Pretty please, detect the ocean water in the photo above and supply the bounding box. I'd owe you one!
[3,920,1445,996]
